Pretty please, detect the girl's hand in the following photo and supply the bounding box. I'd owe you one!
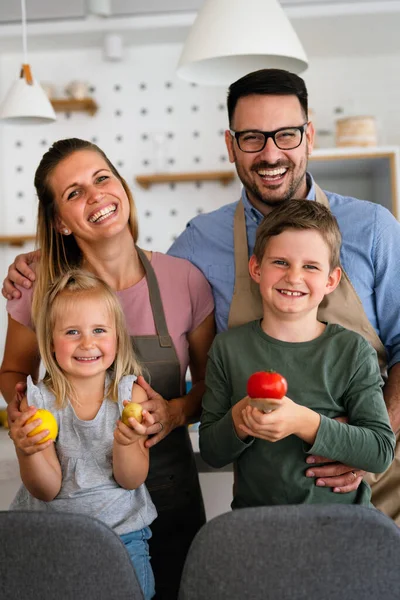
[239,396,320,443]
[114,409,154,446]
[9,405,54,454]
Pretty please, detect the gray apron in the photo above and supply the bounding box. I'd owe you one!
[132,247,205,599]
[227,188,400,524]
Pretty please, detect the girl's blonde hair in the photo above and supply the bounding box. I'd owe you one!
[32,138,139,325]
[34,270,142,409]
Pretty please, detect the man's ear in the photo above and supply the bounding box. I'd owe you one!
[306,120,315,157]
[249,254,261,283]
[225,130,235,164]
[325,266,341,296]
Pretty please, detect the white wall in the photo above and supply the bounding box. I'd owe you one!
[305,53,400,149]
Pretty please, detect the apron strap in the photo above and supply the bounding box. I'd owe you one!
[233,200,252,282]
[136,247,172,348]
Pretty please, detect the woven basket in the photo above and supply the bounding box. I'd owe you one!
[335,116,377,147]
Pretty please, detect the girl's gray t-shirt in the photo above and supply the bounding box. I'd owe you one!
[10,375,157,535]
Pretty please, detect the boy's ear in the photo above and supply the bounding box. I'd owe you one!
[325,266,342,296]
[249,254,261,283]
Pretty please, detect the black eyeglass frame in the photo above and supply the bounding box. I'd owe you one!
[229,123,309,153]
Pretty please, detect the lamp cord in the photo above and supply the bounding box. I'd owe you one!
[21,0,28,64]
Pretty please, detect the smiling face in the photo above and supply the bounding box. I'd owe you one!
[249,228,341,321]
[52,292,117,385]
[225,94,315,214]
[49,150,131,244]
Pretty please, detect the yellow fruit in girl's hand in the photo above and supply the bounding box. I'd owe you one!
[122,403,143,426]
[26,409,58,444]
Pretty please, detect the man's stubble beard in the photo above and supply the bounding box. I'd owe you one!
[234,148,309,209]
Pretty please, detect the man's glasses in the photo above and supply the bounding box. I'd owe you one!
[229,123,308,153]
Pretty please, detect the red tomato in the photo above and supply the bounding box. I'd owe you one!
[247,371,288,399]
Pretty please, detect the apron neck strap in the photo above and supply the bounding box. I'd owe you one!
[314,184,330,208]
[233,200,251,278]
[136,246,171,347]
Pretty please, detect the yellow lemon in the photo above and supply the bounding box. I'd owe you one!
[121,402,143,427]
[27,409,58,444]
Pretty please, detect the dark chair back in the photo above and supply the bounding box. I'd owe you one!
[0,511,144,600]
[179,504,400,600]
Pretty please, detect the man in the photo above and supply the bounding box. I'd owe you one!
[4,69,400,520]
[167,69,400,520]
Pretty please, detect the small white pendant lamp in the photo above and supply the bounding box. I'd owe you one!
[177,0,308,86]
[0,0,56,124]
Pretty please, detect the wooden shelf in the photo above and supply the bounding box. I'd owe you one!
[50,97,98,116]
[135,171,236,189]
[0,235,36,247]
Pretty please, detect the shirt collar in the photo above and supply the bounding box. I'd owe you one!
[241,172,317,224]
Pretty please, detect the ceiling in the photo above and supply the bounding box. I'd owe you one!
[1,0,400,58]
[1,0,399,23]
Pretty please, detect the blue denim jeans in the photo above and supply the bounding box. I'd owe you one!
[120,527,155,600]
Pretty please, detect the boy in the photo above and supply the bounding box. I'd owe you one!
[199,200,395,508]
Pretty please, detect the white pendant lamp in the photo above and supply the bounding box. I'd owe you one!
[0,0,56,124]
[177,0,308,86]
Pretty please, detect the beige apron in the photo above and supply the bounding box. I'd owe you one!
[228,186,400,523]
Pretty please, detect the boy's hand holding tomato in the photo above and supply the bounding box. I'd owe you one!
[238,371,320,444]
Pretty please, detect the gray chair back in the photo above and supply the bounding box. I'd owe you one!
[179,504,400,600]
[0,511,144,600]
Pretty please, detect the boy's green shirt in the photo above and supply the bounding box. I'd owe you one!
[200,321,395,508]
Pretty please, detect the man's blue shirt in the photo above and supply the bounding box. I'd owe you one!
[168,174,400,368]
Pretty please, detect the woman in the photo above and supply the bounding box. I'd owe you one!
[0,138,215,599]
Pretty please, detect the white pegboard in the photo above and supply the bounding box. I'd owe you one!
[2,44,400,251]
[0,43,241,254]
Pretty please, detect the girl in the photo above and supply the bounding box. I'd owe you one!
[9,270,157,600]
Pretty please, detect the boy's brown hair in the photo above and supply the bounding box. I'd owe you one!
[253,199,342,270]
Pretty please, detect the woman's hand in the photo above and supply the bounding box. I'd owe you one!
[136,376,177,448]
[2,250,39,300]
[114,408,154,446]
[9,405,54,454]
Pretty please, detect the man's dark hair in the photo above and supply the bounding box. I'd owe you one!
[227,69,308,126]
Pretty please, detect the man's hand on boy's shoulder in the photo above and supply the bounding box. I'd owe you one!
[2,249,39,300]
[305,455,364,493]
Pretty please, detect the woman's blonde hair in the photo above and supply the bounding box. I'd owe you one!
[32,138,139,324]
[35,270,142,409]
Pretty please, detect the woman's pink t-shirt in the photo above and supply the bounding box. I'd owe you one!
[7,252,214,387]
